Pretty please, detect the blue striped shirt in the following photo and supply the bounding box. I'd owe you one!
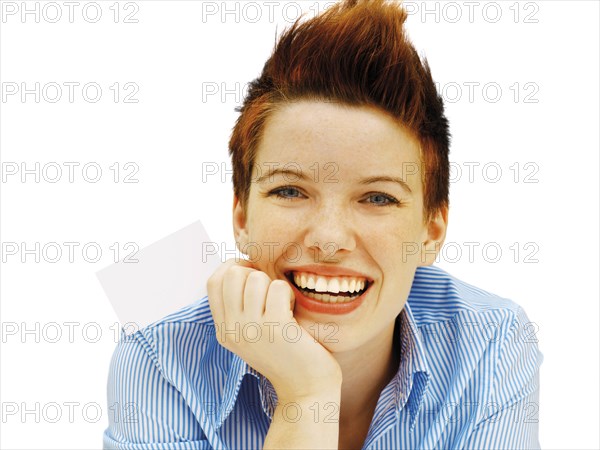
[103,265,543,449]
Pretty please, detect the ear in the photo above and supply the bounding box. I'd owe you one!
[232,195,249,253]
[420,206,448,266]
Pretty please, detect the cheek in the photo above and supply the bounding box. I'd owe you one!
[246,215,301,267]
[247,214,297,243]
[369,226,421,305]
[368,214,423,246]
[365,217,425,268]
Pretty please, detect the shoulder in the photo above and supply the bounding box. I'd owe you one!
[408,265,543,391]
[407,266,543,418]
[122,294,217,354]
[109,296,222,388]
[146,294,215,328]
[105,297,218,444]
[408,265,527,326]
[408,265,542,377]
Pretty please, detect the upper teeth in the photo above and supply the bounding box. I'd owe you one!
[292,271,367,294]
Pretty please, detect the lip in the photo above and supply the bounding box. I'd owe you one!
[282,265,373,315]
[286,278,370,315]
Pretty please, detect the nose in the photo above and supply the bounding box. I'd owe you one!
[303,201,356,261]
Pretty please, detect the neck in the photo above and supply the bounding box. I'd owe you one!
[334,317,401,427]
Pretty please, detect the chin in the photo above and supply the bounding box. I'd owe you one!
[296,316,359,353]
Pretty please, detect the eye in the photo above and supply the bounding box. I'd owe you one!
[363,192,400,207]
[268,186,305,201]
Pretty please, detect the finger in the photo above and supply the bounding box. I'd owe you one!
[207,258,259,329]
[206,259,240,328]
[243,270,272,318]
[265,279,295,320]
[235,257,258,270]
[222,265,254,321]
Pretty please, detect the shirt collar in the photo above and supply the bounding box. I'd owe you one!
[394,300,431,432]
[215,301,430,432]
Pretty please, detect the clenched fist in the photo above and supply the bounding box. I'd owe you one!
[207,259,342,402]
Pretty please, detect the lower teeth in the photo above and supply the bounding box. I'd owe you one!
[303,290,360,304]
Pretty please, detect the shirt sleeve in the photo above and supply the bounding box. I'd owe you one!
[462,306,543,450]
[103,330,213,450]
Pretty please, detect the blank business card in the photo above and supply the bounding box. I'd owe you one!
[96,220,222,335]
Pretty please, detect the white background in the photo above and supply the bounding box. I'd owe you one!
[1,1,598,448]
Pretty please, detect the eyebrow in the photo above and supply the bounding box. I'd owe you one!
[255,168,310,184]
[359,175,413,194]
[255,168,413,194]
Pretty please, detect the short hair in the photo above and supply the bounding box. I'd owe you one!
[228,0,450,223]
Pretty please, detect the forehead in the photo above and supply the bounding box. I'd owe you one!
[254,100,423,189]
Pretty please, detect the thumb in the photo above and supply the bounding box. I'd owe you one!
[287,281,296,313]
[265,279,296,317]
[235,257,257,270]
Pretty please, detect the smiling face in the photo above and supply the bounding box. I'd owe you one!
[233,100,447,352]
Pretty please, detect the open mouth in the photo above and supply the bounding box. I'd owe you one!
[285,271,372,304]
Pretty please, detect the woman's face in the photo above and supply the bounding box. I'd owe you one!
[233,100,447,352]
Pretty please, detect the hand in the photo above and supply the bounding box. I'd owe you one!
[207,258,342,401]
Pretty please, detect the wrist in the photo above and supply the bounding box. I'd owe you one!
[276,378,342,406]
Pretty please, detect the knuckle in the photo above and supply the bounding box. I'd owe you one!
[246,270,270,284]
[222,266,243,282]
[206,275,218,289]
[227,265,249,277]
[270,279,290,290]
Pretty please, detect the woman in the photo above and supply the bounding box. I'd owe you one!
[104,1,543,448]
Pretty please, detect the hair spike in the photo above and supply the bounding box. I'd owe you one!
[229,0,450,222]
